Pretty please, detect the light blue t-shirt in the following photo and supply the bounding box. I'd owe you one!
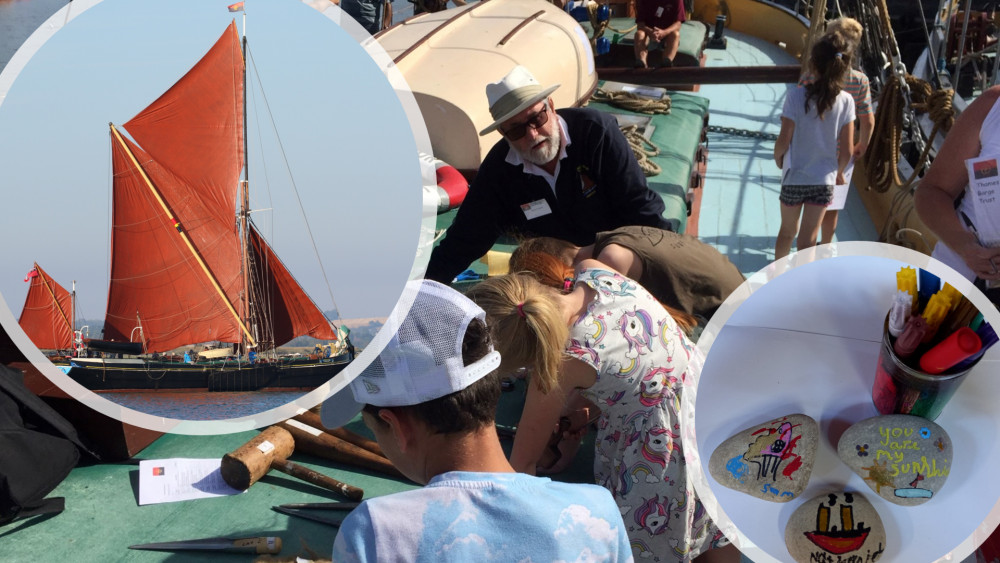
[332,471,634,562]
[781,85,855,186]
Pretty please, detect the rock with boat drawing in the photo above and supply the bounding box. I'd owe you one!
[785,491,886,563]
[837,414,952,506]
[707,413,818,502]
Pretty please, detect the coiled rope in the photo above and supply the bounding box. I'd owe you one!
[864,74,955,194]
[618,125,660,176]
[591,88,672,114]
[589,88,671,176]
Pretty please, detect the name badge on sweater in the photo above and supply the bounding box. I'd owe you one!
[521,199,552,220]
[655,6,664,17]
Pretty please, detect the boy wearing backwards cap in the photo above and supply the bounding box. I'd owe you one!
[325,279,632,562]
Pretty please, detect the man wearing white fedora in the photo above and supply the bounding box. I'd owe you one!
[425,65,673,284]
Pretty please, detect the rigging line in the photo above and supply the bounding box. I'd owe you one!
[244,71,279,350]
[916,0,943,88]
[954,0,974,90]
[245,45,343,331]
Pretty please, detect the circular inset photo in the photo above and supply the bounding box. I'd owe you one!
[0,0,434,432]
[685,241,1000,563]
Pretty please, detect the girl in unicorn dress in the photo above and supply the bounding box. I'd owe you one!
[468,256,737,562]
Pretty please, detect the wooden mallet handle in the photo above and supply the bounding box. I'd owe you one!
[270,459,364,501]
[294,410,385,457]
[279,419,404,479]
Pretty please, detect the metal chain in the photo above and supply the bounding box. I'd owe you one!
[706,125,778,141]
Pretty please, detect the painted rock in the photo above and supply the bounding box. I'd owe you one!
[785,491,886,563]
[837,414,952,506]
[708,413,818,502]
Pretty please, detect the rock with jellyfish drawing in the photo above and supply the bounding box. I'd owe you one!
[707,413,817,502]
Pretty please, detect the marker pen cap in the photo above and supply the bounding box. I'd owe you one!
[919,327,982,375]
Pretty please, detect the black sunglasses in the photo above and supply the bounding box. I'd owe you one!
[501,105,549,141]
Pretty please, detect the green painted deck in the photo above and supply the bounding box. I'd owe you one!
[2,378,594,562]
[1,424,414,561]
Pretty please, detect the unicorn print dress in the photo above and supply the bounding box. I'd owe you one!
[567,267,721,561]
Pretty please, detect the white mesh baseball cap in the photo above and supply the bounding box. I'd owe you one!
[320,279,502,429]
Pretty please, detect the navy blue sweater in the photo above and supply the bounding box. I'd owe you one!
[425,108,671,283]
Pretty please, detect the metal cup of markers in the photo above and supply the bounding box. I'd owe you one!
[872,314,976,421]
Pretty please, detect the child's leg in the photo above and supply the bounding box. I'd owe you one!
[775,202,802,259]
[797,203,827,251]
[820,208,839,245]
[634,29,651,67]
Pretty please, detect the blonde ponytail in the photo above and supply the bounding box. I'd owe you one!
[466,274,569,393]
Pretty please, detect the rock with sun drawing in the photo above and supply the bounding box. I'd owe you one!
[837,414,952,506]
[708,413,818,502]
[785,491,886,563]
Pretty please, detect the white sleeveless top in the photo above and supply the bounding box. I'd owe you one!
[931,94,1000,280]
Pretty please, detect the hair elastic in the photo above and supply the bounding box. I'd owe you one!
[516,302,527,318]
[835,52,843,59]
[562,277,574,292]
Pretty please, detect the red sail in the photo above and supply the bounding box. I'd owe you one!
[104,134,245,352]
[123,21,245,227]
[19,263,74,350]
[249,227,338,345]
[103,21,335,353]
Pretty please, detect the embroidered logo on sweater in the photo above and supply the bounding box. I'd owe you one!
[578,165,597,198]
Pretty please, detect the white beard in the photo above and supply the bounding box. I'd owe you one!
[517,122,561,166]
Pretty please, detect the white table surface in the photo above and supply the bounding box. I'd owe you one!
[685,244,1000,563]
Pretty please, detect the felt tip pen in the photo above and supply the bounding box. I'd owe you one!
[918,327,982,375]
[894,315,927,359]
[888,292,911,337]
[897,266,918,309]
[918,269,941,303]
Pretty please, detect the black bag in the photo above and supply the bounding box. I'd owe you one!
[0,365,95,525]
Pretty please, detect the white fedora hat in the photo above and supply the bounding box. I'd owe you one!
[479,65,560,136]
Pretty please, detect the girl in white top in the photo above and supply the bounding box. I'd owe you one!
[916,85,1000,301]
[773,31,856,259]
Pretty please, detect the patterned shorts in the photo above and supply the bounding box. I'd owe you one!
[780,184,834,206]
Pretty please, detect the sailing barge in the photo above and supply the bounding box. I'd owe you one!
[60,21,353,392]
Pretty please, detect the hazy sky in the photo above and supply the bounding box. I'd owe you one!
[0,0,427,330]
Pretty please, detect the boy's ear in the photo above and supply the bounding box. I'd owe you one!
[379,408,420,454]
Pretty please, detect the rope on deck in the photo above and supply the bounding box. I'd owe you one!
[620,125,661,177]
[590,88,672,176]
[591,89,672,114]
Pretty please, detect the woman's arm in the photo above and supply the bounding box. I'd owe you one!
[915,86,1000,280]
[774,117,794,169]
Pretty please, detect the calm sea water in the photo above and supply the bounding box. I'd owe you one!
[103,390,308,420]
[0,0,70,71]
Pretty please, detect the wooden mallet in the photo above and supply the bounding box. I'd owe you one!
[220,426,363,501]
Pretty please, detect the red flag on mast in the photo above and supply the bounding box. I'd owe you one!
[228,2,244,12]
